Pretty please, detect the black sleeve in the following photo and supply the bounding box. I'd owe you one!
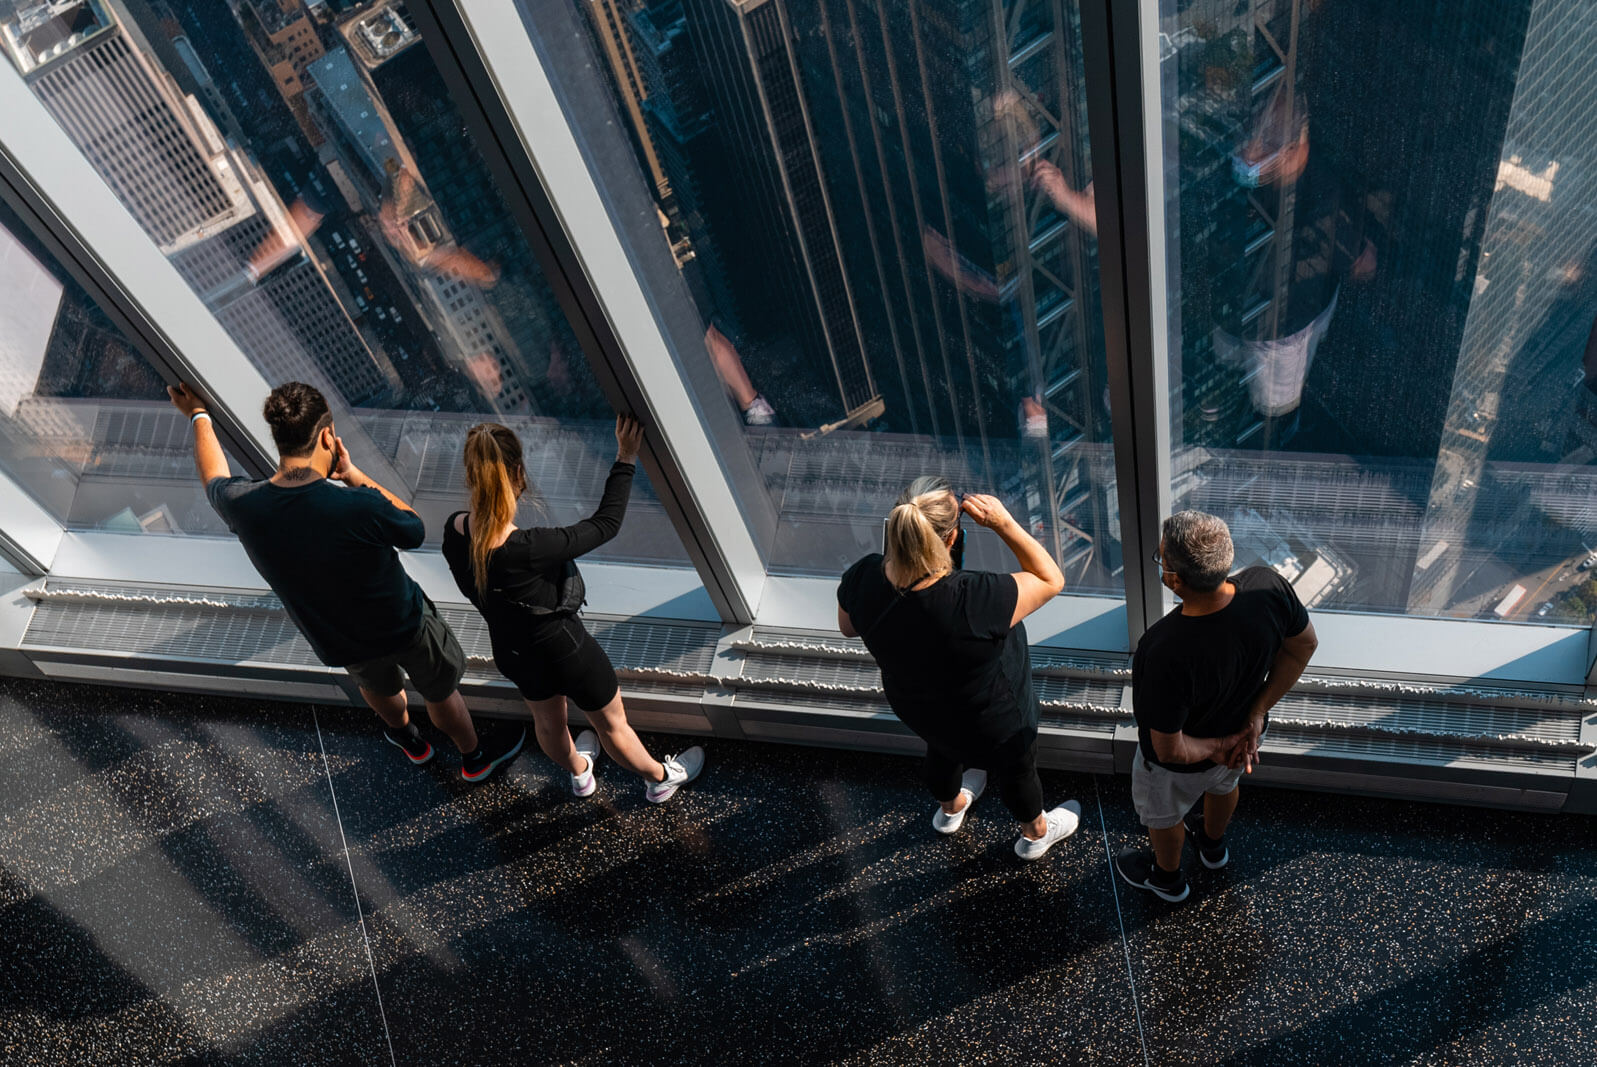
[204,475,250,532]
[1131,641,1191,735]
[358,486,425,550]
[838,555,869,614]
[1271,571,1311,637]
[516,461,635,568]
[440,511,477,604]
[962,571,1019,640]
[838,553,887,626]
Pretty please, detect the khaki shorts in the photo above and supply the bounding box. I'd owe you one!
[1131,753,1245,830]
[345,599,466,704]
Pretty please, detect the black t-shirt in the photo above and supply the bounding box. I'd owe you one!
[440,461,634,650]
[1132,566,1310,771]
[837,554,1035,755]
[207,476,426,666]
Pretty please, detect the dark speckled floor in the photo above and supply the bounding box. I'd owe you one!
[0,678,1592,1065]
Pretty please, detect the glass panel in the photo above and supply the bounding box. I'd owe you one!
[0,196,235,535]
[1161,0,1597,624]
[537,0,1123,593]
[0,0,687,563]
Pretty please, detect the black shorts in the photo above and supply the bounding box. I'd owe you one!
[493,617,619,711]
[344,598,466,704]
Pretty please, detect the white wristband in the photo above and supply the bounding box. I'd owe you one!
[190,411,211,426]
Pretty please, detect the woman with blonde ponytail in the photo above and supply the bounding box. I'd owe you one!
[837,476,1081,859]
[441,415,705,803]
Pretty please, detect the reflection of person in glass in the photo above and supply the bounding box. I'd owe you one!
[836,477,1080,859]
[1029,161,1097,238]
[378,161,500,288]
[247,191,327,282]
[1211,90,1377,425]
[169,380,525,780]
[705,322,775,426]
[441,416,706,803]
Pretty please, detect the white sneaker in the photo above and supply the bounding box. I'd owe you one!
[571,730,600,797]
[931,769,988,834]
[645,746,705,803]
[1014,800,1082,861]
[742,395,776,426]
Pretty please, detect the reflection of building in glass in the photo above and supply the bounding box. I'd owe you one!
[578,0,671,201]
[678,0,880,431]
[788,0,1113,577]
[305,40,530,412]
[594,0,1116,583]
[338,1,594,419]
[629,1,739,322]
[1160,0,1597,616]
[0,0,400,408]
[1409,0,1597,615]
[233,0,327,146]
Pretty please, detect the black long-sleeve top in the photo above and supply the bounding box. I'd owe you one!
[441,460,634,637]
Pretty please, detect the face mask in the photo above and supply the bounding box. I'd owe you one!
[1233,150,1269,188]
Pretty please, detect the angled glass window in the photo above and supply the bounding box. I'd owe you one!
[0,0,687,563]
[0,196,233,535]
[534,0,1124,593]
[1160,0,1597,624]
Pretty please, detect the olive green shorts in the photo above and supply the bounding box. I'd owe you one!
[345,599,466,704]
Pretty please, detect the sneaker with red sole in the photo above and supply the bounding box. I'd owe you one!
[461,724,526,782]
[383,726,433,765]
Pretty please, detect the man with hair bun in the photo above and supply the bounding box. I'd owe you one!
[169,381,523,781]
[1117,510,1318,902]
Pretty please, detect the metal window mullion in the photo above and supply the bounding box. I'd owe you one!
[410,0,767,624]
[1585,624,1597,690]
[1080,0,1173,650]
[0,65,277,481]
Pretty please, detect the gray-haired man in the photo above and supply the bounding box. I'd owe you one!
[1117,511,1318,901]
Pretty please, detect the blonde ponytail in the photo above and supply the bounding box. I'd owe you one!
[463,423,526,596]
[884,476,958,588]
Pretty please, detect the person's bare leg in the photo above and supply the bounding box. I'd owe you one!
[1149,824,1185,872]
[422,690,478,754]
[1020,811,1048,839]
[359,686,410,731]
[705,324,758,409]
[941,793,971,815]
[584,692,665,782]
[1204,786,1240,839]
[524,695,584,775]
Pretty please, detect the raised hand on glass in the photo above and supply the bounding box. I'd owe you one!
[167,382,208,418]
[615,414,644,463]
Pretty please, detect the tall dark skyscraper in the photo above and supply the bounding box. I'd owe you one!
[679,0,879,432]
[1164,0,1597,617]
[787,0,1112,573]
[584,0,1117,579]
[629,0,742,334]
[336,0,594,419]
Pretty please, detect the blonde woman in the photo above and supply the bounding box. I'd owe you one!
[440,415,704,802]
[836,476,1080,859]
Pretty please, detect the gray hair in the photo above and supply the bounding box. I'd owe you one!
[1160,511,1234,592]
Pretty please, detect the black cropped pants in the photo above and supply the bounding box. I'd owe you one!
[920,728,1044,823]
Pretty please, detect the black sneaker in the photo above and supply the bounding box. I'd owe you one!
[461,724,526,782]
[383,725,434,766]
[1183,808,1230,869]
[1115,849,1190,903]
